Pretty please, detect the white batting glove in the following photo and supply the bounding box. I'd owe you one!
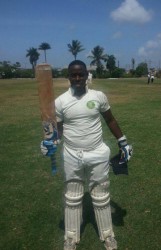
[118,135,133,164]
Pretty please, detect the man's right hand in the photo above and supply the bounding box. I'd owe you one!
[40,140,57,156]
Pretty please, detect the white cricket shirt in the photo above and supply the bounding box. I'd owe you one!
[55,88,110,150]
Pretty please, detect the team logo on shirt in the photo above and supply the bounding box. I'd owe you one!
[86,100,95,109]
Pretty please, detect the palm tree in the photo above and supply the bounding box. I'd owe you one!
[38,42,51,63]
[105,55,116,74]
[131,58,135,70]
[67,40,85,60]
[88,46,108,76]
[26,47,40,71]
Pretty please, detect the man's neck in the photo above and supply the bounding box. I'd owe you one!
[70,86,88,97]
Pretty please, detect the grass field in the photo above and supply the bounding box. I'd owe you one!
[0,77,161,250]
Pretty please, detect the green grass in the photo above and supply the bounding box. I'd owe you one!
[0,77,161,250]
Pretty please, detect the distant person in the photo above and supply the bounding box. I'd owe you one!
[148,73,151,84]
[151,74,154,83]
[87,71,93,84]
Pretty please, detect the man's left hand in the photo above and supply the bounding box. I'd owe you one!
[119,144,133,164]
[118,135,133,164]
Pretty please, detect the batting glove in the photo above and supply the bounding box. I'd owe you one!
[51,129,59,142]
[42,121,60,143]
[118,135,133,164]
[40,140,57,157]
[46,128,61,145]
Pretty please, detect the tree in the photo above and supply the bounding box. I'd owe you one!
[105,55,116,74]
[111,67,125,78]
[38,42,51,63]
[13,62,21,69]
[135,62,148,77]
[0,61,22,78]
[0,61,12,78]
[67,40,85,60]
[26,47,40,72]
[88,46,108,77]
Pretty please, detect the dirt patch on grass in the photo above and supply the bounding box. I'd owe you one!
[108,94,132,104]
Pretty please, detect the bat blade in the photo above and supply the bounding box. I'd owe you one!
[35,63,57,175]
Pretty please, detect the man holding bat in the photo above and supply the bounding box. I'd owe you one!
[41,60,133,250]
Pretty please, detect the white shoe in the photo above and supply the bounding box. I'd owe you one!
[104,236,117,250]
[64,239,77,250]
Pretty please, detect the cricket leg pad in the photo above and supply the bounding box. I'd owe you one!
[64,181,84,244]
[90,181,117,249]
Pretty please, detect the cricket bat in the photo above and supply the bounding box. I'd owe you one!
[35,63,57,175]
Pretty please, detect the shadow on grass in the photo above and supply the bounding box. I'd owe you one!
[59,192,127,236]
[81,192,98,235]
[111,200,127,226]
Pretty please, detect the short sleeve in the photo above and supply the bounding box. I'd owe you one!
[55,97,63,122]
[98,92,110,113]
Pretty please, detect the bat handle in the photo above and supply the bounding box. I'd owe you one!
[50,154,57,175]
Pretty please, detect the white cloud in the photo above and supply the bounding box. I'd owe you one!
[138,33,161,58]
[86,50,92,57]
[146,40,158,49]
[157,33,161,39]
[68,24,76,30]
[138,47,147,57]
[112,31,122,39]
[110,0,153,24]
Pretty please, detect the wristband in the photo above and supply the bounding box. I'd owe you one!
[118,135,127,142]
[118,135,127,148]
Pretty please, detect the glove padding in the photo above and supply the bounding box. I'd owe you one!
[119,144,133,164]
[42,121,59,142]
[40,140,57,157]
[118,136,133,164]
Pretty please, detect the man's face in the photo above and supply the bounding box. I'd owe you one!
[68,65,88,95]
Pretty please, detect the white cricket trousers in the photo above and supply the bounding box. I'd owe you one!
[62,142,111,189]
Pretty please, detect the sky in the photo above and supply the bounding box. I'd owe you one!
[0,0,161,69]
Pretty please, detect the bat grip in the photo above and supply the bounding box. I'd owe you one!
[50,154,57,175]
